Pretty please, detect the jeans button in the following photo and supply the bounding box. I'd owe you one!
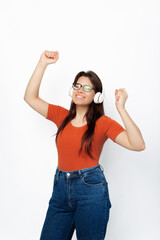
[67,173,70,176]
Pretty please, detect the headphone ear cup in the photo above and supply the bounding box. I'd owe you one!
[99,91,105,103]
[68,87,73,97]
[94,92,101,104]
[94,91,105,104]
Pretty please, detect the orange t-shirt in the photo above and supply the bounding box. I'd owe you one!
[46,104,125,171]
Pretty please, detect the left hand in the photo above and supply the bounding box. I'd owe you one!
[115,88,128,110]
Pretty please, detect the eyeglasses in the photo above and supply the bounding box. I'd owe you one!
[72,82,95,92]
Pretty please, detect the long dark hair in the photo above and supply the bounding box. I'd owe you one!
[54,70,105,160]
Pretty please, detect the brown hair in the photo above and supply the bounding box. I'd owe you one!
[53,70,105,160]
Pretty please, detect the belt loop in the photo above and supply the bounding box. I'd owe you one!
[100,164,104,172]
[78,169,82,177]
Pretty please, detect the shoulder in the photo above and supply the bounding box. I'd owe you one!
[46,103,69,124]
[96,115,112,124]
[48,104,69,115]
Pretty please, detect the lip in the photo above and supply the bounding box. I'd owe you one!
[76,94,85,98]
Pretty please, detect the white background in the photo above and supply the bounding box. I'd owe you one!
[0,0,160,239]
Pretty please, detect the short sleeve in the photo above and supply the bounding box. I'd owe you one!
[46,104,69,127]
[100,116,126,142]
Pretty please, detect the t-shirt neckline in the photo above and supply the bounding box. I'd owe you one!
[69,121,87,128]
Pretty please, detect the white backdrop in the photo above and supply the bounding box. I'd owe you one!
[0,0,160,239]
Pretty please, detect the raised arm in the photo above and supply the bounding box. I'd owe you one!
[114,88,145,151]
[23,50,59,118]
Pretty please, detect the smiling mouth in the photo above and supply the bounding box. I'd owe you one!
[76,95,85,99]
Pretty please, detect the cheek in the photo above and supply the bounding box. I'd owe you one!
[90,93,95,99]
[87,93,95,102]
[86,94,92,100]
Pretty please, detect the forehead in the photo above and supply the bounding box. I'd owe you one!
[77,76,93,86]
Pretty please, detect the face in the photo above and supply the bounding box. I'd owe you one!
[72,76,96,106]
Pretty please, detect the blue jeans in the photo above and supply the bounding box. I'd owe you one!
[39,164,112,240]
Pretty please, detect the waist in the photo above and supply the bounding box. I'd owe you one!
[55,164,104,178]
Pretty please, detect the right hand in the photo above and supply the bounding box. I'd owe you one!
[39,50,59,66]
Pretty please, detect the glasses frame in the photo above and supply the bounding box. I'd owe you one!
[72,82,95,92]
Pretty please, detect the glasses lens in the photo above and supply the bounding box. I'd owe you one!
[73,83,93,92]
[73,83,81,89]
[84,85,92,92]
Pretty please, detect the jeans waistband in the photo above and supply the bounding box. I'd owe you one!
[55,164,104,178]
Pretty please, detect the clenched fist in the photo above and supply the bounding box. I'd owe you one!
[39,50,59,66]
[115,88,128,110]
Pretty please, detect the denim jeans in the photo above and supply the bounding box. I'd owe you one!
[39,164,112,240]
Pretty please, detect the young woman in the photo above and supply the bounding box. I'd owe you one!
[24,50,145,240]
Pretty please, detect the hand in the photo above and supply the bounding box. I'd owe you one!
[115,88,128,110]
[39,50,59,66]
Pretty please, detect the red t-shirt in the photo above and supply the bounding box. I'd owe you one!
[46,104,125,171]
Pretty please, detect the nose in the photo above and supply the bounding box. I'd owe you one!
[77,87,84,93]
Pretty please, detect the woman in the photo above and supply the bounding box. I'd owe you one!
[24,50,145,240]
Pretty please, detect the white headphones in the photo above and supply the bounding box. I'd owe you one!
[68,83,105,104]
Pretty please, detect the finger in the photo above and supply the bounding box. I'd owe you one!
[55,51,59,56]
[53,51,58,59]
[50,52,55,58]
[48,51,56,58]
[119,88,126,92]
[46,51,52,58]
[116,89,124,92]
[116,90,123,95]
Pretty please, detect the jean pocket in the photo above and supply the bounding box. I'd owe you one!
[81,170,104,187]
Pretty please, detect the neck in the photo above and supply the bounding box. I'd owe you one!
[75,105,88,121]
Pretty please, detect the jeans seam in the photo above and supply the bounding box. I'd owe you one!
[65,220,75,240]
[101,194,108,240]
